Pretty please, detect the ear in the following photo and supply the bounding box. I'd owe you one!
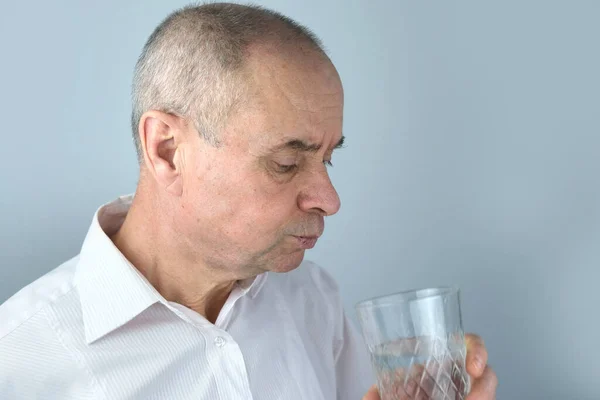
[138,110,186,196]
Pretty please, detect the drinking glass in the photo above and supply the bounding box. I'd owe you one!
[356,287,470,400]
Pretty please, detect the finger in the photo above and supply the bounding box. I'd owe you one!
[392,368,412,400]
[465,334,488,378]
[415,360,441,399]
[404,364,423,398]
[362,384,380,400]
[466,366,498,400]
[381,365,422,400]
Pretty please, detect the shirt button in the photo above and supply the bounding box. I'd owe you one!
[214,336,226,348]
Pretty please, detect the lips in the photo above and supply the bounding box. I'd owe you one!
[293,236,319,249]
[290,218,324,250]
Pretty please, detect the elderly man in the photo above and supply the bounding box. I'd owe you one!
[0,3,497,399]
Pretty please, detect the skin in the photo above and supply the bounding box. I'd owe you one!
[111,41,497,398]
[112,43,343,323]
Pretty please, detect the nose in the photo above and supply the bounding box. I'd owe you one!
[297,167,341,216]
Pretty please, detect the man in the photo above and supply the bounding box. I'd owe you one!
[0,3,497,399]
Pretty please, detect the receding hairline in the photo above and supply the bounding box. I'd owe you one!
[131,2,332,161]
[149,3,330,68]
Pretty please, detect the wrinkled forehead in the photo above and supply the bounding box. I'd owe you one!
[236,47,344,150]
[246,43,343,102]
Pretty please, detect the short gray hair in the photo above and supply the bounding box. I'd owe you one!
[131,2,327,162]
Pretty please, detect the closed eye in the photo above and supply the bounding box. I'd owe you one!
[274,163,298,174]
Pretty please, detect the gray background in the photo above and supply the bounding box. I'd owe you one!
[1,1,598,399]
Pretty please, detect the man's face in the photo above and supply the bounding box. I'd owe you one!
[177,49,343,276]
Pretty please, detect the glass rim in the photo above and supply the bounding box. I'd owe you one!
[355,286,459,310]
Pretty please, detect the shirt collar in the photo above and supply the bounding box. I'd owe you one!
[74,194,267,344]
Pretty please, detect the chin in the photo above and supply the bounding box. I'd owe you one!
[269,251,305,273]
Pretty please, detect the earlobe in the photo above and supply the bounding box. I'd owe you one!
[138,111,184,196]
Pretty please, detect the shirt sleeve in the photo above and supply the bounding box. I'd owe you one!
[306,261,376,399]
[333,310,376,400]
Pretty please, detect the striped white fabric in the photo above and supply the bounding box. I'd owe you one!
[0,196,374,399]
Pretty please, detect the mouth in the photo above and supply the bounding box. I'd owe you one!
[292,236,319,249]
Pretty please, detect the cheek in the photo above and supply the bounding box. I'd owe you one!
[238,188,297,232]
[226,175,300,236]
[186,153,300,243]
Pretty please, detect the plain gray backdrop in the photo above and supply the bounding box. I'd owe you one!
[1,1,599,399]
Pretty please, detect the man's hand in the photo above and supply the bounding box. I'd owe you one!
[362,385,380,400]
[361,333,498,400]
[463,334,497,399]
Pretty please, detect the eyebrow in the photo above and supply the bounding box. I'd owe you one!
[271,135,345,153]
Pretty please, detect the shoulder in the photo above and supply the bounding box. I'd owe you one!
[0,256,88,397]
[0,255,79,340]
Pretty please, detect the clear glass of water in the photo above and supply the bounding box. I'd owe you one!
[356,287,470,400]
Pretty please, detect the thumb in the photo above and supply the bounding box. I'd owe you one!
[362,385,380,400]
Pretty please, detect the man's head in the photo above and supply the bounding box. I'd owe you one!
[132,3,343,277]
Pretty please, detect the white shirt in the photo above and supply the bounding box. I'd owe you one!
[0,195,374,399]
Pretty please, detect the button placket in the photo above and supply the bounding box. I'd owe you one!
[214,336,226,348]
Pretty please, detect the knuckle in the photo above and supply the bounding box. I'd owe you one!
[467,333,483,342]
[466,333,485,349]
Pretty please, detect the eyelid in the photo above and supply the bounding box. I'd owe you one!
[273,161,297,174]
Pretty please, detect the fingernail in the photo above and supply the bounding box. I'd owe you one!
[472,357,484,372]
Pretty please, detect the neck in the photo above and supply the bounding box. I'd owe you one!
[110,189,237,324]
